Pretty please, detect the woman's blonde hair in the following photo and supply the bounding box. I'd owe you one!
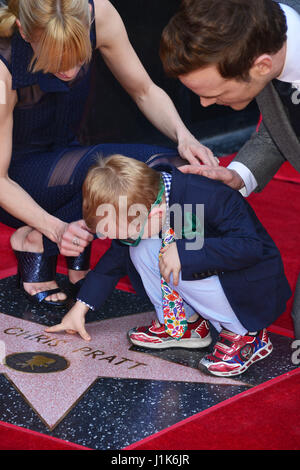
[83,154,161,232]
[0,0,92,74]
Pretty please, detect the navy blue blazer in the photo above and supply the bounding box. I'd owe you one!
[78,166,292,332]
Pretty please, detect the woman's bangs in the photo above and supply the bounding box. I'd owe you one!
[30,21,92,75]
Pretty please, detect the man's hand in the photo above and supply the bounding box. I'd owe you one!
[179,165,245,191]
[57,220,94,257]
[45,302,91,342]
[159,242,181,287]
[178,136,220,168]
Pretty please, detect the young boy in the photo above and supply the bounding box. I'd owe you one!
[46,155,291,377]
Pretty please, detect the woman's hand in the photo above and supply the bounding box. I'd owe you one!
[177,135,219,167]
[56,220,94,257]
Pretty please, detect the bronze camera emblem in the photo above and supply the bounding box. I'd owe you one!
[4,352,70,374]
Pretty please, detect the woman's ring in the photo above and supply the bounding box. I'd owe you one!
[72,237,80,247]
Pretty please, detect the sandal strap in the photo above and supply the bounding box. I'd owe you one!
[66,244,91,271]
[14,251,57,283]
[33,288,62,303]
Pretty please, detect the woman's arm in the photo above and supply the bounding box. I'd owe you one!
[0,63,92,255]
[0,62,60,240]
[93,0,218,167]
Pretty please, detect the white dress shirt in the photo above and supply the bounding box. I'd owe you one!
[228,3,300,196]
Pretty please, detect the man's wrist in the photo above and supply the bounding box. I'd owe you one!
[227,162,258,196]
[229,169,245,191]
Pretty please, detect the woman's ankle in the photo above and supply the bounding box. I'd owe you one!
[10,227,44,253]
[68,269,89,285]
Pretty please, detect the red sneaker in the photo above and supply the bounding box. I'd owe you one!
[128,316,212,349]
[199,329,273,377]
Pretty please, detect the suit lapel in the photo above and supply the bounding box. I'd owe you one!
[168,168,186,208]
[168,169,205,240]
[257,82,300,172]
[168,168,188,239]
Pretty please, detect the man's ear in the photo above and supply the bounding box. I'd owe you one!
[251,54,273,77]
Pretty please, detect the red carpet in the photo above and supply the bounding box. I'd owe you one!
[1,370,299,450]
[0,421,90,450]
[125,368,300,450]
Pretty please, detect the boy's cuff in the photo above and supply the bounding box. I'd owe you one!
[76,298,95,311]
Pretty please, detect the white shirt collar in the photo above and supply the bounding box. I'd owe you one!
[277,3,300,87]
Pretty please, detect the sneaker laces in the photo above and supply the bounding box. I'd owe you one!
[211,330,246,360]
[214,330,237,352]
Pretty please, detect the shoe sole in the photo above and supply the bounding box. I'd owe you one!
[199,339,273,377]
[129,334,212,350]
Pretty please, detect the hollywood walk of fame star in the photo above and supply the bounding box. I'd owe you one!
[0,311,245,430]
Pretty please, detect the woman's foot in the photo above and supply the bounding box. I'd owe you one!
[11,227,67,303]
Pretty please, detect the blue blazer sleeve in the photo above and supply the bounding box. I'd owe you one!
[177,184,264,280]
[77,240,128,310]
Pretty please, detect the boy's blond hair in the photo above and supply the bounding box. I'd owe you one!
[0,0,92,74]
[83,155,161,232]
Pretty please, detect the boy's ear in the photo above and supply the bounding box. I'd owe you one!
[148,206,164,219]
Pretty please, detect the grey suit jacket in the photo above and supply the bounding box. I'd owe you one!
[234,0,300,191]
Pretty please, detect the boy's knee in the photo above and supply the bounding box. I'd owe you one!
[130,239,161,266]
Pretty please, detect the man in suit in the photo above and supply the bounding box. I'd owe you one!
[159,0,300,338]
[46,155,291,377]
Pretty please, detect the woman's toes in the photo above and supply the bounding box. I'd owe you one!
[24,281,66,302]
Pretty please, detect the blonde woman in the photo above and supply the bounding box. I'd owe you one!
[0,0,217,307]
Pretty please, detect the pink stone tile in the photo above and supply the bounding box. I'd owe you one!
[0,312,245,429]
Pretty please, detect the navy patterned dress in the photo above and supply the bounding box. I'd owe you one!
[0,0,175,256]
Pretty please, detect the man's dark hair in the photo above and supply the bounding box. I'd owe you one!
[160,0,287,81]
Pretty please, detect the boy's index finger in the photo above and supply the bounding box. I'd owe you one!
[44,324,64,334]
[79,329,91,342]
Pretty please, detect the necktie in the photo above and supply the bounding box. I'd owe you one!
[159,227,188,339]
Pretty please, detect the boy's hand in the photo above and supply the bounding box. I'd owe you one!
[45,302,91,342]
[159,242,181,287]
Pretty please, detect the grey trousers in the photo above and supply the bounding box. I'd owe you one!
[291,273,300,339]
